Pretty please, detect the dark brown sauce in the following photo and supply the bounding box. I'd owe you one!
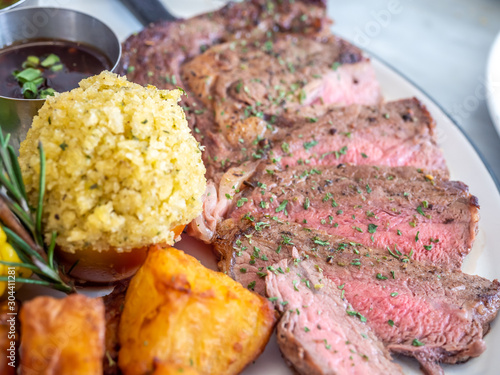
[0,39,111,99]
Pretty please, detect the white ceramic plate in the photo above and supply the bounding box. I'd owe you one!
[18,2,500,374]
[487,31,500,140]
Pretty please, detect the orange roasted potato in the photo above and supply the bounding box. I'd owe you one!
[152,361,202,375]
[118,246,276,375]
[19,294,105,375]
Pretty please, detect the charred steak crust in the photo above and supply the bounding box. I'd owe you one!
[120,0,331,87]
[267,259,403,374]
[119,0,384,182]
[214,219,500,371]
[227,163,478,269]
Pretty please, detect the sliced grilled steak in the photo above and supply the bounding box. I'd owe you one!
[188,97,450,244]
[227,164,478,270]
[267,259,403,374]
[181,34,380,179]
[269,98,447,173]
[119,0,382,181]
[214,219,500,373]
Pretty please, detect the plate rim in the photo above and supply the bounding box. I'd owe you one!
[486,31,500,142]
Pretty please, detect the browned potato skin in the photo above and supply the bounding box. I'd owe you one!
[152,361,202,375]
[118,246,276,375]
[19,294,105,375]
[0,299,19,375]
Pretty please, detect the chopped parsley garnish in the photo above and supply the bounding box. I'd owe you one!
[276,200,288,213]
[347,310,367,323]
[298,89,306,104]
[281,142,290,153]
[324,339,331,350]
[303,140,319,150]
[388,320,395,327]
[313,237,330,246]
[331,62,341,71]
[282,235,294,245]
[412,338,425,347]
[235,80,243,93]
[303,197,310,210]
[367,224,378,234]
[236,197,248,207]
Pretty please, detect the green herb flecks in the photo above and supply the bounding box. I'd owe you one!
[347,309,367,323]
[303,140,318,151]
[412,338,425,347]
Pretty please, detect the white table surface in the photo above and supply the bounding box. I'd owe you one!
[32,0,500,187]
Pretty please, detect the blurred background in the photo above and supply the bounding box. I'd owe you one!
[10,0,500,183]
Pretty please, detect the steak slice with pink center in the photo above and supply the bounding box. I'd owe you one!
[214,219,500,373]
[187,97,450,244]
[227,164,478,270]
[270,98,447,173]
[266,259,403,375]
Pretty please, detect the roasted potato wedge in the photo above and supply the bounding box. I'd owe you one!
[19,294,105,375]
[118,246,276,375]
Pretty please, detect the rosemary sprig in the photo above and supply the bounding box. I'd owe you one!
[0,129,74,293]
